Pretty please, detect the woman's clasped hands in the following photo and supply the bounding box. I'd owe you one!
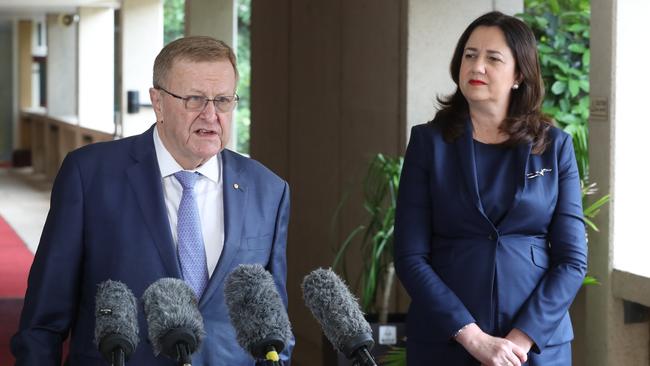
[455,323,532,366]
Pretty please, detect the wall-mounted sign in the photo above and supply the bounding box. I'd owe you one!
[590,97,609,121]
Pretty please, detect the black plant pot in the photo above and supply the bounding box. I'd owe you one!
[322,313,406,365]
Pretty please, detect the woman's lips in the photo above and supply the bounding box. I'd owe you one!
[469,80,487,86]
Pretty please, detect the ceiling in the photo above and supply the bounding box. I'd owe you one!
[0,0,119,17]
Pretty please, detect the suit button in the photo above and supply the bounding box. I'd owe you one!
[488,234,494,240]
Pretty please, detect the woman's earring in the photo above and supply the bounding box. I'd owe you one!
[512,84,519,90]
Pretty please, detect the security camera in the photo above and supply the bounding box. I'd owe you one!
[59,13,79,26]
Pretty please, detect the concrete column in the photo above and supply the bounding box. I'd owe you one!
[585,0,650,365]
[584,1,616,363]
[405,0,522,137]
[185,0,236,47]
[78,6,114,134]
[120,0,163,137]
[46,13,77,118]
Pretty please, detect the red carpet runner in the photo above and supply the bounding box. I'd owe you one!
[0,214,34,365]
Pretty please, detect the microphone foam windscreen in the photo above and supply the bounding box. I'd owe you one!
[224,264,292,357]
[302,268,372,354]
[142,278,206,356]
[94,280,139,350]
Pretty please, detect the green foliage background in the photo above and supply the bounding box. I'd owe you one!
[236,0,251,154]
[164,0,184,45]
[519,0,591,179]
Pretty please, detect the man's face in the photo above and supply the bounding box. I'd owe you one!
[150,59,237,169]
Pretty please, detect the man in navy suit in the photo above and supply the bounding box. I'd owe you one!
[12,36,293,365]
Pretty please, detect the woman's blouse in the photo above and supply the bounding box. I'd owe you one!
[473,140,517,226]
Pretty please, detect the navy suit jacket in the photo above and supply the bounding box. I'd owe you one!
[12,126,294,365]
[394,120,587,363]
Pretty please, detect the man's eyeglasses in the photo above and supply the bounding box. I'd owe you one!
[156,86,239,113]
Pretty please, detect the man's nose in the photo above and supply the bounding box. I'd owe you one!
[199,100,220,119]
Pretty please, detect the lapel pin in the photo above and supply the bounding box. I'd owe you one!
[526,168,552,179]
[233,183,240,190]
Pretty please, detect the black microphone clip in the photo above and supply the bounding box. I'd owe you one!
[160,328,199,366]
[343,333,377,366]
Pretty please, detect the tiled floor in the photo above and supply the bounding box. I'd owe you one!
[0,168,51,253]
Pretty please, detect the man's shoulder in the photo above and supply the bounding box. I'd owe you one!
[67,129,150,162]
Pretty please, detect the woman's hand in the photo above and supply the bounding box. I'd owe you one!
[505,328,533,354]
[455,323,528,366]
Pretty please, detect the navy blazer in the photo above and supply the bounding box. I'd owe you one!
[12,126,294,365]
[394,120,587,362]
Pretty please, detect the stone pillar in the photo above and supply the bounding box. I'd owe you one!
[120,0,163,137]
[46,13,77,118]
[78,6,114,134]
[586,0,650,365]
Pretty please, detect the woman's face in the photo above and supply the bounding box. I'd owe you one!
[458,26,519,111]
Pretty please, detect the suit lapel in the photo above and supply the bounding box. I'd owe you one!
[456,118,487,217]
[199,149,248,308]
[456,118,533,227]
[126,126,181,278]
[503,142,532,222]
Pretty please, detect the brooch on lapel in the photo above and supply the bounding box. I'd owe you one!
[527,168,552,179]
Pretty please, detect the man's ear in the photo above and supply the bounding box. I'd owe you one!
[149,87,163,121]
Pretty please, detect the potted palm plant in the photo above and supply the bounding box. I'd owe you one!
[327,153,405,365]
[333,153,403,322]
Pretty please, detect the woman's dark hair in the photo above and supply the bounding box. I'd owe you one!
[434,11,552,154]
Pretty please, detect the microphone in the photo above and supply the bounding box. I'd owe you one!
[224,264,292,366]
[94,280,139,366]
[302,268,378,366]
[142,278,206,366]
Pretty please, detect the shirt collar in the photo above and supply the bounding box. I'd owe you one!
[153,125,221,184]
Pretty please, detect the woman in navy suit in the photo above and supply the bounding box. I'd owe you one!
[394,11,587,366]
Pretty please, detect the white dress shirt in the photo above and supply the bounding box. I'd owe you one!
[153,126,224,277]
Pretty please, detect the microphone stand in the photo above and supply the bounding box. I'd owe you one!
[110,348,125,366]
[176,342,193,366]
[352,347,377,366]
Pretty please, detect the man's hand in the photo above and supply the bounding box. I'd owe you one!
[455,323,528,366]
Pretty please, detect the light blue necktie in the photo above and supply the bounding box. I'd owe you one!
[174,171,209,299]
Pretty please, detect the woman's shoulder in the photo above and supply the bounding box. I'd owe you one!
[412,113,451,136]
[545,124,573,148]
[409,121,444,144]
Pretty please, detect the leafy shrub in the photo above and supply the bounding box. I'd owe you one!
[519,0,591,179]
